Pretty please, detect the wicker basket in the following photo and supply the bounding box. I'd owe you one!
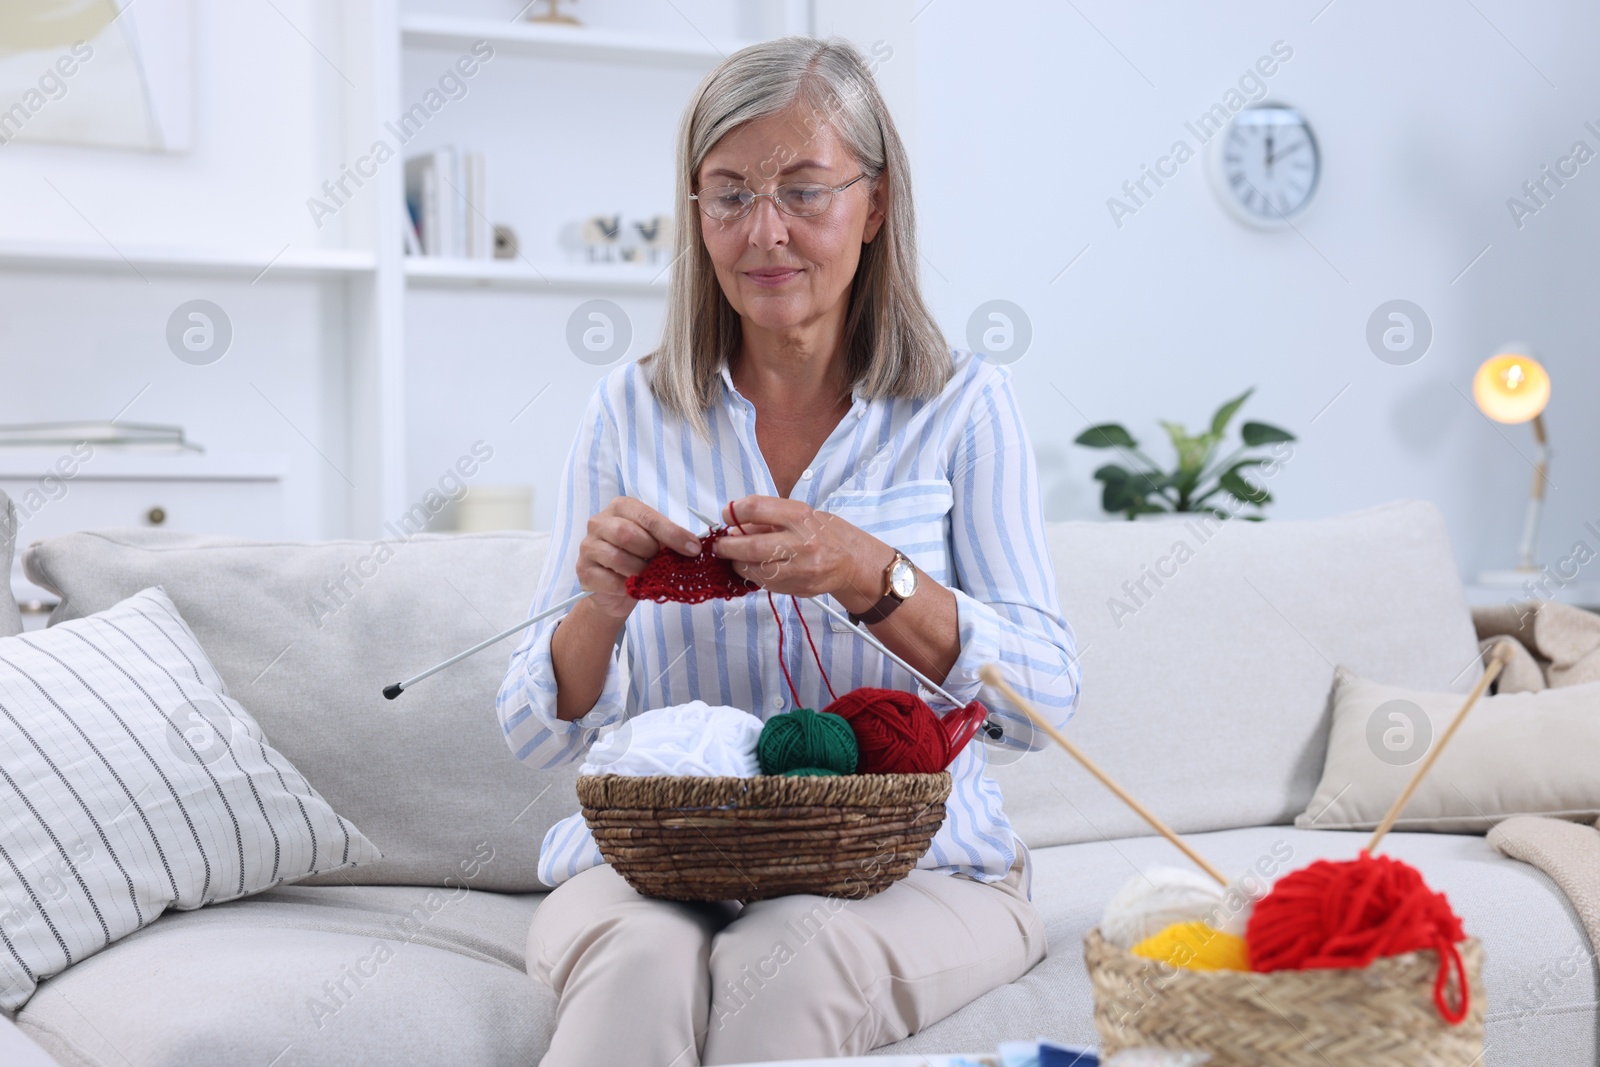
[576,772,950,902]
[1084,927,1485,1066]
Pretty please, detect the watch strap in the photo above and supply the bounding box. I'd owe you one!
[847,549,912,625]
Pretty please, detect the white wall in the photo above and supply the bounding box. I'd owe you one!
[822,0,1599,579]
[4,0,1594,583]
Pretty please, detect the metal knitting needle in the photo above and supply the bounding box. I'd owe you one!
[690,504,1004,740]
[385,512,707,699]
[382,589,593,699]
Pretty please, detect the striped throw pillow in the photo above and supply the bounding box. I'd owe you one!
[0,586,380,1010]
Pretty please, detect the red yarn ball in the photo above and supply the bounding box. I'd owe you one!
[822,688,990,774]
[1246,851,1471,1024]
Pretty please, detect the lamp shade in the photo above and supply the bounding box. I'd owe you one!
[1472,351,1550,424]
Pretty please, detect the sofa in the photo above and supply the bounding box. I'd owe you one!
[3,497,1594,1065]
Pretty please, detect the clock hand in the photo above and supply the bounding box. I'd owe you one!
[1265,129,1275,179]
[1267,140,1304,166]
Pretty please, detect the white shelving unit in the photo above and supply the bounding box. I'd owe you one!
[0,0,810,542]
[388,0,805,537]
[404,256,668,294]
[0,241,376,281]
[399,13,743,65]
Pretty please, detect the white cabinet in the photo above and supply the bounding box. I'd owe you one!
[2,451,286,629]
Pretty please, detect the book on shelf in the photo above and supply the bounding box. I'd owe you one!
[403,147,491,260]
[465,151,491,259]
[0,422,202,452]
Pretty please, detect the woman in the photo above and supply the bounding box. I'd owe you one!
[497,35,1080,1067]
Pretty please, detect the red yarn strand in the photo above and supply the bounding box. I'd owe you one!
[763,591,839,709]
[620,497,982,771]
[766,589,802,709]
[789,594,837,702]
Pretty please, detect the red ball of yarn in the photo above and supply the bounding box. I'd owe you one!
[1246,850,1471,1025]
[822,687,990,774]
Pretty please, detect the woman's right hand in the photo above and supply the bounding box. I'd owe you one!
[578,497,706,619]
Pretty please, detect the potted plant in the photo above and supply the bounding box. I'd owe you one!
[1074,388,1295,521]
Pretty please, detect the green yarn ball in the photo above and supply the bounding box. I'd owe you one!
[782,767,840,778]
[757,707,858,776]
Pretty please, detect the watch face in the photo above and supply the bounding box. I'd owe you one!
[889,557,917,598]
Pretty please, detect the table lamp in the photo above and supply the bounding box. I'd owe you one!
[1472,346,1551,584]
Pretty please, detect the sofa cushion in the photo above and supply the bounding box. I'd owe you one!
[0,585,380,1012]
[1,491,20,638]
[23,529,573,892]
[14,881,555,1067]
[1298,672,1600,832]
[879,827,1597,1067]
[989,501,1484,847]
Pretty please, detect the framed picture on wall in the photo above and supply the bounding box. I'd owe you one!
[0,0,193,153]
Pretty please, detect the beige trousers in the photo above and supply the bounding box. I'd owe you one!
[526,852,1046,1067]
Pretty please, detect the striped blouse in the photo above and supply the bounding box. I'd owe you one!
[495,347,1082,898]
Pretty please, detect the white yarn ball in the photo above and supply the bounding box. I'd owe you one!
[1101,867,1228,949]
[581,701,762,778]
[1101,866,1276,947]
[1215,872,1272,938]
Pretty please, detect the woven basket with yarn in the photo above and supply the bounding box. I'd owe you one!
[1084,927,1485,1066]
[577,772,950,903]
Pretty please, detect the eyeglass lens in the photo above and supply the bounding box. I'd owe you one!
[698,184,834,219]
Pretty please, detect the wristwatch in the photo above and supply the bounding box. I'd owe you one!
[847,548,918,625]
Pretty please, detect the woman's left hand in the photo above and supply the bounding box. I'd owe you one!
[712,495,884,609]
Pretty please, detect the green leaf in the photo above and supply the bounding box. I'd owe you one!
[1160,421,1213,498]
[1219,468,1271,505]
[1240,421,1295,446]
[1159,421,1206,471]
[1210,388,1255,437]
[1093,463,1133,484]
[1192,457,1268,506]
[1075,423,1137,449]
[1158,419,1191,451]
[1101,479,1139,514]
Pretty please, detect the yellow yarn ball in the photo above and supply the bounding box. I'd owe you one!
[1130,920,1250,971]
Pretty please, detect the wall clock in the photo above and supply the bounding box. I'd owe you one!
[1208,104,1320,227]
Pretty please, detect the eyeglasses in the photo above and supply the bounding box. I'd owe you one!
[690,174,868,221]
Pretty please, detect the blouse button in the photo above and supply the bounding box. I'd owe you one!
[801,468,813,480]
[771,694,784,710]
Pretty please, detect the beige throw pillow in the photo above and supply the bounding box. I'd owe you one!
[1297,670,1600,833]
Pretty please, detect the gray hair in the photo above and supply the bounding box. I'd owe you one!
[640,35,951,442]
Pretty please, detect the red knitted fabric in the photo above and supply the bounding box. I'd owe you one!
[1246,850,1470,1024]
[625,527,761,604]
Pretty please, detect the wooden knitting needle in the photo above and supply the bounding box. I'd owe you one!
[1365,642,1510,854]
[978,663,1230,887]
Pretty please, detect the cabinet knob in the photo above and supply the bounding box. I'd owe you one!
[146,506,167,526]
